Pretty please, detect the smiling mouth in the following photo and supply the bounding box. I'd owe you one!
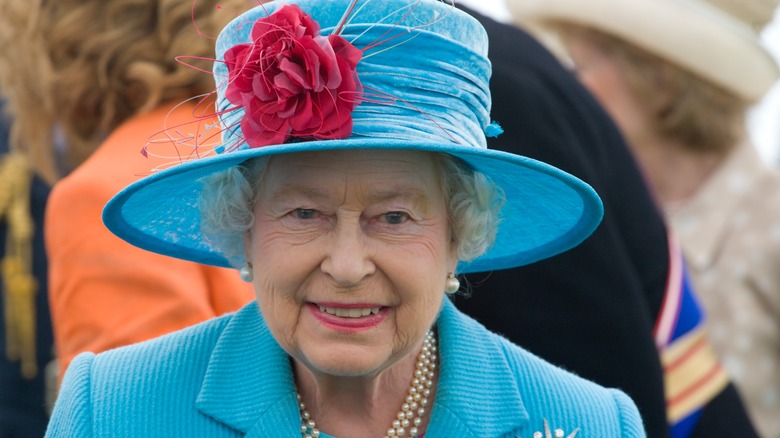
[318,306,382,318]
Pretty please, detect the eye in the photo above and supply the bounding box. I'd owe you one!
[382,211,409,225]
[294,208,318,219]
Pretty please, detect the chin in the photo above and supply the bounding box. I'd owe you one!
[302,346,392,378]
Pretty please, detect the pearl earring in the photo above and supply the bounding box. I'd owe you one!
[239,263,253,282]
[445,272,460,294]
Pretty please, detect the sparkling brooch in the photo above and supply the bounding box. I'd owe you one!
[518,419,580,438]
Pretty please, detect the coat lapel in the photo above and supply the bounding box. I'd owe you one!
[427,299,530,437]
[195,302,301,435]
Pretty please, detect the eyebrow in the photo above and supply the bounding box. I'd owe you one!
[366,187,430,205]
[268,185,332,203]
[268,184,431,205]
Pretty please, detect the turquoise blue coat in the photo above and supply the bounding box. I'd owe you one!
[46,299,646,437]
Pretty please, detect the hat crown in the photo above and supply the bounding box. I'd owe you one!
[214,0,493,155]
[706,0,779,30]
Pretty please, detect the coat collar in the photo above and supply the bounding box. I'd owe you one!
[427,299,529,437]
[195,303,301,436]
[196,299,529,437]
[665,142,766,269]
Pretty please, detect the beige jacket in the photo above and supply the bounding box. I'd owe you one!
[666,142,780,437]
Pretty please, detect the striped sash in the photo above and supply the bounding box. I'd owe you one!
[654,235,728,438]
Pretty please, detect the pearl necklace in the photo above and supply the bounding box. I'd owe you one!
[297,330,437,438]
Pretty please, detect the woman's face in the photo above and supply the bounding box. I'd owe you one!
[565,37,652,146]
[245,149,458,377]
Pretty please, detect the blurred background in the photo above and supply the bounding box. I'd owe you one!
[461,0,780,165]
[749,12,780,164]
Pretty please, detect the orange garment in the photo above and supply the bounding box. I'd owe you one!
[46,103,254,380]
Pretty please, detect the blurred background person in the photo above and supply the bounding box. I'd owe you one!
[453,1,759,436]
[0,98,54,437]
[0,0,259,385]
[454,2,667,435]
[513,0,780,436]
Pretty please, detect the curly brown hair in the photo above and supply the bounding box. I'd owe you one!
[0,0,252,183]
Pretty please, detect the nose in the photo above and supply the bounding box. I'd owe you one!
[320,218,376,287]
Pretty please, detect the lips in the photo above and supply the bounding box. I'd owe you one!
[318,305,381,318]
[309,303,387,331]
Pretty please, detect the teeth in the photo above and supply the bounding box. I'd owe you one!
[318,306,381,318]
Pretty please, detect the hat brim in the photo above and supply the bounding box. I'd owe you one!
[509,0,780,101]
[103,138,603,274]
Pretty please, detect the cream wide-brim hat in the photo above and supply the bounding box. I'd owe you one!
[509,0,780,102]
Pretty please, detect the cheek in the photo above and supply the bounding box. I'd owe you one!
[580,71,641,132]
[253,251,319,302]
[385,230,451,300]
[391,270,446,347]
[248,225,322,314]
[392,225,452,270]
[250,247,313,349]
[580,71,617,112]
[253,282,303,357]
[580,75,635,134]
[249,217,321,275]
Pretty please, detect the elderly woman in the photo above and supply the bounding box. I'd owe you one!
[46,0,645,436]
[512,0,780,436]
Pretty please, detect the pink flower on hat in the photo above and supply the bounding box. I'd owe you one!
[223,4,363,147]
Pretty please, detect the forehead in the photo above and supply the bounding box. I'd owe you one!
[260,149,443,196]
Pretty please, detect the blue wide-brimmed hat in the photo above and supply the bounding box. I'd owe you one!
[103,0,603,274]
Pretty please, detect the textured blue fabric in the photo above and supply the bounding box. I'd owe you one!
[102,0,604,274]
[46,299,646,437]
